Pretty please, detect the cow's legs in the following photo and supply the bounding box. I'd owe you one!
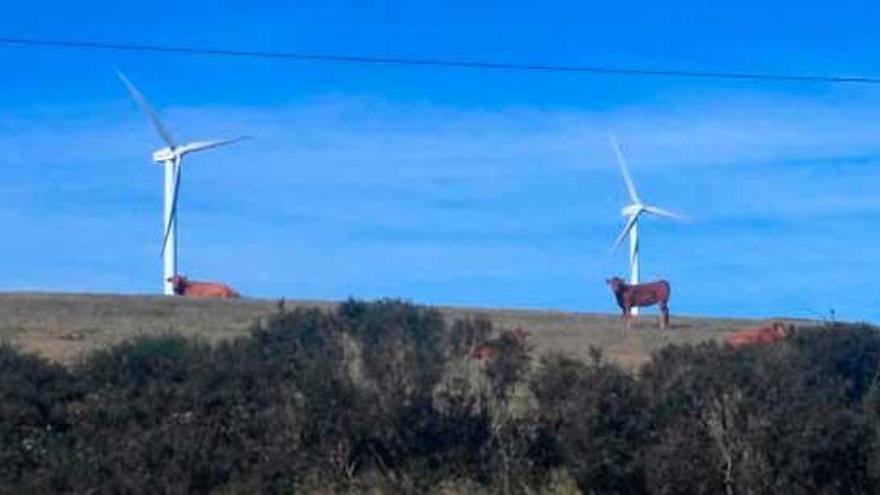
[659,304,670,329]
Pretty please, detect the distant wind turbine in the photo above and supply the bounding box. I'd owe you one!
[609,134,685,315]
[118,72,246,295]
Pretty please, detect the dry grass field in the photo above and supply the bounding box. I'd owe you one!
[0,292,809,369]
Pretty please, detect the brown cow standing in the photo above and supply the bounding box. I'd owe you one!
[167,275,240,298]
[606,276,671,328]
[725,321,788,347]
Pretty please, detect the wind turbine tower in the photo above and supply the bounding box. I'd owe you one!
[609,135,685,315]
[118,73,246,295]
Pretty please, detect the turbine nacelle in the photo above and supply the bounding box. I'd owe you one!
[621,204,643,217]
[152,147,177,163]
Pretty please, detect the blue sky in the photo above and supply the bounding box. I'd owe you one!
[2,1,879,321]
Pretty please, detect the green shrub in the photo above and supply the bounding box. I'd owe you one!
[531,351,647,494]
[3,308,880,494]
[0,344,78,493]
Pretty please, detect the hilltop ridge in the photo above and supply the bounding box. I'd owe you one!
[0,292,800,368]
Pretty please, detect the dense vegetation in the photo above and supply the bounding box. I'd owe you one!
[2,299,880,494]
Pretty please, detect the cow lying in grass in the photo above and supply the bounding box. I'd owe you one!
[606,276,671,328]
[725,321,788,347]
[167,275,240,298]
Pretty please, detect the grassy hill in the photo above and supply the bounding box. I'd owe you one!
[0,292,805,368]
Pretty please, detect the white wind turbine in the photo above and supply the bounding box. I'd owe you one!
[609,135,685,315]
[118,73,246,295]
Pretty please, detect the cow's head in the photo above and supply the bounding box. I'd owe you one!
[499,328,530,347]
[771,321,788,338]
[166,274,188,295]
[511,328,530,344]
[606,276,625,293]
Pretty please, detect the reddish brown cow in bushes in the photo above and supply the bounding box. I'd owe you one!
[725,321,788,347]
[606,276,671,328]
[167,275,240,298]
[472,345,499,360]
[471,328,530,361]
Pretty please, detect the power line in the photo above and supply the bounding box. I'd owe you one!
[2,35,880,85]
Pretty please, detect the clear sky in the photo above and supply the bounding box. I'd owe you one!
[2,1,879,321]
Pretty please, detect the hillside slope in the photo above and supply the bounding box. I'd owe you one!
[0,292,798,368]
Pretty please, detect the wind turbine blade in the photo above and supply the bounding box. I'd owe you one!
[644,205,687,220]
[611,214,639,252]
[608,133,640,204]
[117,71,177,148]
[160,157,183,257]
[177,136,249,155]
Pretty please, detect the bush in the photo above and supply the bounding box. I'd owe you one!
[0,344,78,493]
[3,308,880,494]
[640,324,880,494]
[531,351,647,494]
